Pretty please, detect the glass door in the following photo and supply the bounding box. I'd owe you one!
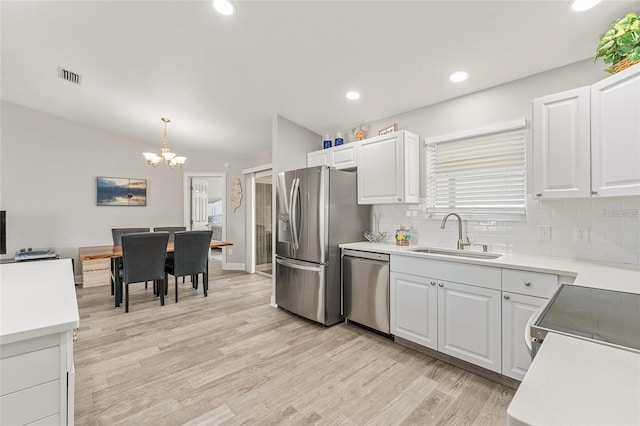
[255,172,272,276]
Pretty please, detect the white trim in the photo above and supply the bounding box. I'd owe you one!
[242,163,272,175]
[270,295,277,308]
[224,263,246,270]
[425,118,526,144]
[248,173,256,274]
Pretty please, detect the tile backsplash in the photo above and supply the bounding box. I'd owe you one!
[372,196,640,267]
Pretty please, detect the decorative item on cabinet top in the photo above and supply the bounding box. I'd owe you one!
[378,123,398,136]
[353,124,368,141]
[595,12,640,73]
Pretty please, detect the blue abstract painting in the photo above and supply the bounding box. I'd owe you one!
[97,177,147,206]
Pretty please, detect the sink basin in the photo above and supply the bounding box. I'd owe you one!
[408,247,502,259]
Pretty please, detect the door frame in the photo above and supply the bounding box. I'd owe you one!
[183,172,227,264]
[253,169,273,278]
[242,163,272,276]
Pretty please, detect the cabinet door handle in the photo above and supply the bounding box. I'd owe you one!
[504,294,510,300]
[438,283,444,287]
[398,197,402,202]
[524,281,531,287]
[536,193,542,197]
[430,281,436,286]
[591,191,598,195]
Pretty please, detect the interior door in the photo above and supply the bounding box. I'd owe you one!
[191,178,209,230]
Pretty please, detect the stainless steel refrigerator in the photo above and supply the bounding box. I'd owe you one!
[275,166,370,326]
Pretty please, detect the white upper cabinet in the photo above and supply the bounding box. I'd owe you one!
[532,86,591,198]
[357,130,420,204]
[532,64,640,198]
[307,143,358,170]
[591,64,640,197]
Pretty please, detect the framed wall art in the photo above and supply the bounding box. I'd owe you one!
[96,177,147,206]
[378,123,398,136]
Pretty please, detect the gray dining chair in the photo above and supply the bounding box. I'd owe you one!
[165,230,213,302]
[154,226,187,283]
[110,228,151,296]
[152,226,187,242]
[120,232,169,312]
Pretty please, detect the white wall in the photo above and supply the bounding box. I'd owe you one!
[0,101,269,278]
[272,114,320,175]
[344,59,640,267]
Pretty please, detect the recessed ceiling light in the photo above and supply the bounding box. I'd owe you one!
[569,0,601,12]
[449,71,468,83]
[213,0,235,16]
[346,91,361,100]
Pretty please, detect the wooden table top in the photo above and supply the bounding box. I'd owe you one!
[78,240,233,260]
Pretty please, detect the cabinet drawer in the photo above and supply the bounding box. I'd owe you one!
[0,380,60,425]
[391,255,501,290]
[502,269,558,298]
[1,345,60,396]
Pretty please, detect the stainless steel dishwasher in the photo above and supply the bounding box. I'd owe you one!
[342,249,390,335]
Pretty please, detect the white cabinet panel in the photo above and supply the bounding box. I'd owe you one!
[502,269,558,299]
[390,272,438,350]
[0,380,60,426]
[532,86,591,198]
[357,131,420,204]
[307,150,330,167]
[591,64,640,197]
[437,281,502,373]
[0,345,59,395]
[391,255,501,290]
[306,144,357,170]
[502,292,547,381]
[332,144,357,169]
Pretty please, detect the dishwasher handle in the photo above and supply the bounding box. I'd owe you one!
[342,249,389,262]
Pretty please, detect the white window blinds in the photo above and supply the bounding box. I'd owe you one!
[426,119,526,218]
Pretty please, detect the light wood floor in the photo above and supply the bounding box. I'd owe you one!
[74,262,514,425]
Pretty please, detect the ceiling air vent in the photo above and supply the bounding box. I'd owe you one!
[57,67,81,85]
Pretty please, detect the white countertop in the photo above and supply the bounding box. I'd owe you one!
[507,332,640,426]
[339,241,640,294]
[0,259,80,345]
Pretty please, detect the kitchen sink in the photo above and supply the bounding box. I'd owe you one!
[408,247,502,259]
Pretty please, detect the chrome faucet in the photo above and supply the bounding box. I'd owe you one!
[441,213,471,250]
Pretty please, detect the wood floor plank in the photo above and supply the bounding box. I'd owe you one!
[74,261,514,425]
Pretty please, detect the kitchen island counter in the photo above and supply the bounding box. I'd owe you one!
[506,332,640,425]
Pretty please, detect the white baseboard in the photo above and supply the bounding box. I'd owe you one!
[270,295,277,308]
[223,262,246,271]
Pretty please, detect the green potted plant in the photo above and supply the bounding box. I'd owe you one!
[595,12,640,73]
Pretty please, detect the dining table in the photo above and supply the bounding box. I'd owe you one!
[78,240,233,309]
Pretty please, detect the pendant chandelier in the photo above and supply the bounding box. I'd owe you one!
[143,117,187,168]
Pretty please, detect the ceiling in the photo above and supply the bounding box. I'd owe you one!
[2,1,639,160]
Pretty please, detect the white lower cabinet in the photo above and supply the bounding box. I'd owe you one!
[390,272,438,350]
[437,281,502,373]
[389,254,560,380]
[501,292,547,381]
[1,332,74,426]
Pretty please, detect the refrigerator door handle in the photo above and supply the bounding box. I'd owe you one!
[276,257,322,272]
[290,177,301,250]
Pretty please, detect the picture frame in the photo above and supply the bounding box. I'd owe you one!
[378,123,398,136]
[97,177,147,206]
